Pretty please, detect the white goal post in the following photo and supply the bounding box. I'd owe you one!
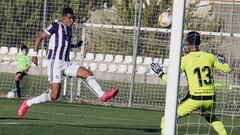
[163,0,185,134]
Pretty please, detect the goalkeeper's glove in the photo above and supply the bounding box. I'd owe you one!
[150,62,165,78]
[216,53,226,64]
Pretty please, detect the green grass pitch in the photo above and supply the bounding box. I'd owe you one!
[0,99,161,135]
[0,99,239,135]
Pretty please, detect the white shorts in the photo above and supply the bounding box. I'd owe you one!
[48,59,79,83]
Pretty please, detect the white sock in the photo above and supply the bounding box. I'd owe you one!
[86,76,104,97]
[26,90,51,106]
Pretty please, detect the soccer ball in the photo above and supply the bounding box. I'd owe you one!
[158,12,172,28]
[7,91,15,98]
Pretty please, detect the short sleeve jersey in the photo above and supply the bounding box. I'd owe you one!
[44,21,72,61]
[16,54,31,72]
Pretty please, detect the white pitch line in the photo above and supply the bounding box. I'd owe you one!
[29,110,139,122]
[0,122,40,125]
[0,105,152,123]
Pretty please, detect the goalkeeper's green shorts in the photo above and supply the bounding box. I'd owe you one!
[177,98,215,117]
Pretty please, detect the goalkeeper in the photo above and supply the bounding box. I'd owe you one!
[151,31,231,135]
[15,45,31,98]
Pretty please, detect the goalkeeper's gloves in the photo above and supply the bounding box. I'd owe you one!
[150,62,165,78]
[216,53,226,64]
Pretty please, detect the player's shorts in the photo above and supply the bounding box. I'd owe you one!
[177,94,215,117]
[48,59,79,83]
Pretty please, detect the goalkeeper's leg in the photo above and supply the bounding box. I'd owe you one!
[205,115,227,135]
[160,116,164,135]
[15,72,26,98]
[212,121,227,135]
[161,98,200,135]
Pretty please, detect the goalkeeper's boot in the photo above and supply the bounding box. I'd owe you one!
[101,88,119,102]
[18,100,29,118]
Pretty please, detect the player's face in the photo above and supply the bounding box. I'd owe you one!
[21,49,28,55]
[62,14,74,27]
[183,40,194,53]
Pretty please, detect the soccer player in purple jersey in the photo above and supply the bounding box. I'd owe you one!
[18,7,118,118]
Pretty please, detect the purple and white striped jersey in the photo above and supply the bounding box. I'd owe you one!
[44,21,71,62]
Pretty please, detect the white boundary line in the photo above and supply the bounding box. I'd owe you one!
[29,110,135,121]
[0,108,148,123]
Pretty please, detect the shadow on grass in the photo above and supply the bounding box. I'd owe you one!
[0,117,40,120]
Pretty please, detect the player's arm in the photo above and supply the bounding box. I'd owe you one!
[33,32,48,52]
[214,53,231,73]
[32,32,48,65]
[68,27,83,48]
[32,22,57,65]
[158,68,184,82]
[150,58,185,82]
[71,40,83,48]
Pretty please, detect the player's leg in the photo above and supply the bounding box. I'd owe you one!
[18,61,62,118]
[160,98,200,135]
[177,98,201,117]
[18,83,61,118]
[160,116,164,135]
[18,89,50,118]
[26,83,61,106]
[15,72,21,98]
[15,72,26,98]
[211,121,227,135]
[65,64,118,102]
[203,100,227,135]
[77,67,118,102]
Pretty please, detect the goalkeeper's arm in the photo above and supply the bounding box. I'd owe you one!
[150,62,182,82]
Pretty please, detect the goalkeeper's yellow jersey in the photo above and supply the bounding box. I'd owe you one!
[162,51,231,96]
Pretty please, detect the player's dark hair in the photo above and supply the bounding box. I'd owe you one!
[186,31,201,46]
[20,45,28,51]
[62,7,74,15]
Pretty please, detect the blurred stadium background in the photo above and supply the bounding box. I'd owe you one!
[0,0,240,134]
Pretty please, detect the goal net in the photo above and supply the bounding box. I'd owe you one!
[0,0,239,134]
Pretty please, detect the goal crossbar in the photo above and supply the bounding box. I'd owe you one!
[82,23,240,37]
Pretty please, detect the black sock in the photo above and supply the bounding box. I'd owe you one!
[16,80,21,98]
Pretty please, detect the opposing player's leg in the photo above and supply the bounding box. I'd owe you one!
[18,83,61,118]
[65,64,118,102]
[77,67,118,102]
[18,61,62,118]
[203,101,227,135]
